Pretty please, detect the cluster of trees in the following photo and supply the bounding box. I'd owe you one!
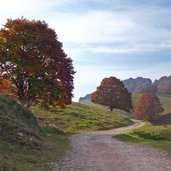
[0,18,75,108]
[91,76,164,122]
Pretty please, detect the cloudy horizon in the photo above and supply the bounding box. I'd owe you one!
[0,0,171,101]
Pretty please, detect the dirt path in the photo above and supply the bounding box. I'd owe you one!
[53,120,171,171]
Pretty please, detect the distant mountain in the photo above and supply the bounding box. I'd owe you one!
[154,76,171,95]
[79,94,91,102]
[79,76,171,102]
[123,77,157,94]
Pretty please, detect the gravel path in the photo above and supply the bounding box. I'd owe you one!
[53,120,171,171]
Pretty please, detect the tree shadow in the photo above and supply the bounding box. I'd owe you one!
[153,113,171,125]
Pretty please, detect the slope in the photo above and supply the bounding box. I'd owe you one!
[0,95,69,171]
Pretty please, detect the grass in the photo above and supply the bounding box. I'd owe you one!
[115,123,171,154]
[115,94,171,154]
[0,134,69,171]
[0,95,69,170]
[31,102,132,133]
[0,95,133,170]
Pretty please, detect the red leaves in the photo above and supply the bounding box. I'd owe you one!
[91,76,132,112]
[0,78,17,96]
[0,18,75,108]
[134,93,164,121]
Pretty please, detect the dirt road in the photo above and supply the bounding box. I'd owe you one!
[53,120,171,171]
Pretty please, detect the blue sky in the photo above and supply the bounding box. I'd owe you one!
[0,0,171,101]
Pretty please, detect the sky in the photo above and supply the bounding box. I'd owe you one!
[0,0,171,101]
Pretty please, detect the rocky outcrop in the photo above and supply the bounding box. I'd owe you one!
[123,77,158,94]
[154,76,171,95]
[79,94,91,102]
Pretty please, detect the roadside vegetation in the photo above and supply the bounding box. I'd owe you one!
[115,94,171,154]
[0,95,69,171]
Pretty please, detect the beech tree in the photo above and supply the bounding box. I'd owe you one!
[0,18,75,107]
[91,77,132,112]
[134,93,164,121]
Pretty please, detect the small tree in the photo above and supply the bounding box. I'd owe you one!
[0,18,75,108]
[91,76,132,112]
[134,93,164,121]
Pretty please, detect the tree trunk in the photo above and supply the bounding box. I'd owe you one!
[18,87,32,108]
[109,106,114,112]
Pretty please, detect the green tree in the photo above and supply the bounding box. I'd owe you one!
[91,77,132,112]
[0,18,75,108]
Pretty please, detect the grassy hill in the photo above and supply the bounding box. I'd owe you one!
[79,98,132,117]
[0,95,133,170]
[31,102,132,133]
[0,95,69,171]
[115,94,171,154]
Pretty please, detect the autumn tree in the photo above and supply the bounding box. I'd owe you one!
[0,18,75,108]
[0,78,17,96]
[91,77,132,112]
[134,93,164,121]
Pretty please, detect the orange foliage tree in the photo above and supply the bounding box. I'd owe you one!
[134,93,164,121]
[0,78,17,96]
[0,18,75,107]
[91,77,132,112]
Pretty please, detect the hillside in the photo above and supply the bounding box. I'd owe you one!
[154,76,171,95]
[32,102,132,133]
[79,94,91,102]
[0,95,40,148]
[124,76,171,94]
[0,94,133,170]
[123,77,153,93]
[0,95,69,171]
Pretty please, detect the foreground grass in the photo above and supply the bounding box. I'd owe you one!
[0,134,69,171]
[115,123,171,154]
[0,95,69,170]
[31,102,132,133]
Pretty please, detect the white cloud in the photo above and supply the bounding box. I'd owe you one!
[0,0,71,13]
[0,0,72,25]
[50,10,134,44]
[90,40,171,54]
[48,7,171,57]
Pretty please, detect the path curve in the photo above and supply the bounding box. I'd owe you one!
[53,120,171,171]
